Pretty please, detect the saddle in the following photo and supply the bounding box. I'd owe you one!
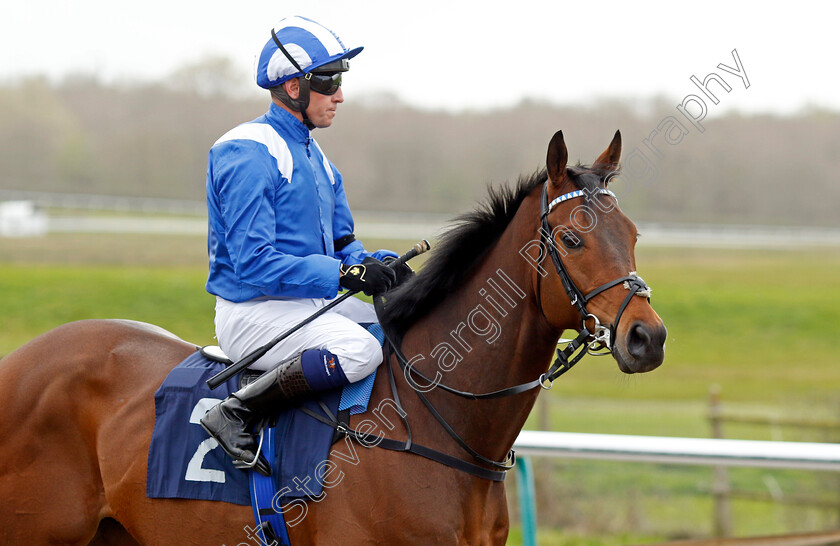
[200,346,275,389]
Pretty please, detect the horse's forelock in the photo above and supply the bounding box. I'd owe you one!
[567,164,614,192]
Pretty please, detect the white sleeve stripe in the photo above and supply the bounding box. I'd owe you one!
[213,123,294,182]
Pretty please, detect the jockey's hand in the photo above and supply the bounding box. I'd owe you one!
[339,257,397,296]
[382,255,414,287]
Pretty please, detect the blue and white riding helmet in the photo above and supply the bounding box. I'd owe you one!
[255,16,362,126]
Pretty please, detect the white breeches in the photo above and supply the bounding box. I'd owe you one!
[214,296,382,383]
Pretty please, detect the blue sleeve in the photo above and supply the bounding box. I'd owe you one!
[211,141,340,298]
[330,166,365,264]
[330,164,399,265]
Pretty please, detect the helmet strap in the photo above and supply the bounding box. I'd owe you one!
[298,75,315,130]
[271,29,316,129]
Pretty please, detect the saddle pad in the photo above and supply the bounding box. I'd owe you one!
[146,351,250,504]
[146,325,382,505]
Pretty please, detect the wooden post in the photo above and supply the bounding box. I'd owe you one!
[709,384,732,538]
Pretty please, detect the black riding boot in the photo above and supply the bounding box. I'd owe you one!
[199,352,315,477]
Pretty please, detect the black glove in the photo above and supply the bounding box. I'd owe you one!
[339,257,397,296]
[382,255,415,287]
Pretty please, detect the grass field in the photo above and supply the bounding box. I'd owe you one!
[2,231,840,544]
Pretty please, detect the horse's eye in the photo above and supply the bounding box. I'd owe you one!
[561,232,583,249]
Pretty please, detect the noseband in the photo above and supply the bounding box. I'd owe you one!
[537,180,651,376]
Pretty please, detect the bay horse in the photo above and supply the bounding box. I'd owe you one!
[0,130,665,545]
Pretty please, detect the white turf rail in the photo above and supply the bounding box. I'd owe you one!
[513,431,840,472]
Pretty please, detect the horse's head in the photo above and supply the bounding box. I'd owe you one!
[534,130,666,374]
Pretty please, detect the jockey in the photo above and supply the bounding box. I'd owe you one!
[200,16,411,476]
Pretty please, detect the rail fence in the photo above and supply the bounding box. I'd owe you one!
[511,431,840,546]
[4,190,840,248]
[707,387,840,538]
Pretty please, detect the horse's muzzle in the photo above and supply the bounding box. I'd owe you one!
[615,320,667,374]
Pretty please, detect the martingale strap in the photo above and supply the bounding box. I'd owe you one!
[302,408,508,482]
[299,358,509,482]
[377,322,595,471]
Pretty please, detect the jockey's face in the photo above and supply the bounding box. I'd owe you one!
[306,85,344,129]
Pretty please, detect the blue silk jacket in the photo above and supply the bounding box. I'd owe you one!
[206,103,392,302]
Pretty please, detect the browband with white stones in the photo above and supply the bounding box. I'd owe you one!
[544,188,616,216]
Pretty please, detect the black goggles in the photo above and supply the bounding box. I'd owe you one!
[306,72,342,95]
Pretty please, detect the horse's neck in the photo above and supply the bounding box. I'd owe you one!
[397,194,565,461]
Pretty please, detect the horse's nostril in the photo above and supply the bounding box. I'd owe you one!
[627,322,653,358]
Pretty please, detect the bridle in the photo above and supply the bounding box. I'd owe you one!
[390,179,652,410]
[307,179,653,481]
[537,179,651,367]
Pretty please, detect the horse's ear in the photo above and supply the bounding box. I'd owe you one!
[546,130,568,187]
[593,130,622,170]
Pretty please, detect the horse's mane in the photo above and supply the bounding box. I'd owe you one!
[379,164,611,337]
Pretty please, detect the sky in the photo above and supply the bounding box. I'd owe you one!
[2,1,838,115]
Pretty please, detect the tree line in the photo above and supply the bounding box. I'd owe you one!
[1,68,837,226]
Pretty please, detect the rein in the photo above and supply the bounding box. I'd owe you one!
[308,180,652,481]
